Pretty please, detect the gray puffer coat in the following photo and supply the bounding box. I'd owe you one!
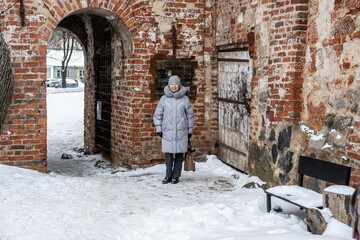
[154,85,194,153]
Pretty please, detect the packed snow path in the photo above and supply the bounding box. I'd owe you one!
[0,89,351,239]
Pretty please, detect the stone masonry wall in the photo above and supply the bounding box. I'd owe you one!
[303,0,360,188]
[216,0,359,188]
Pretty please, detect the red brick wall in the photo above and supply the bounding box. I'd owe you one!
[0,0,215,170]
[0,1,47,171]
[265,0,308,126]
[109,0,211,168]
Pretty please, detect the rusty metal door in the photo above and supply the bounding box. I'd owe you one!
[95,54,111,153]
[218,51,252,173]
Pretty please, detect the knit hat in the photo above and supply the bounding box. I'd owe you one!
[164,75,186,98]
[168,75,181,87]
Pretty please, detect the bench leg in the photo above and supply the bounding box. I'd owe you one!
[266,193,271,212]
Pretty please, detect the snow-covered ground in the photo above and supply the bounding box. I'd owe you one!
[0,88,353,240]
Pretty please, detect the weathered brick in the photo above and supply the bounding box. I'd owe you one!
[349,152,360,161]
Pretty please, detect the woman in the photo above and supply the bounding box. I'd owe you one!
[153,75,194,184]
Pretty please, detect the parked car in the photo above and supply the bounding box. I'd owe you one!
[46,78,60,87]
[55,79,79,88]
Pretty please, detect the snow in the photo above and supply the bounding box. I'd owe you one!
[311,133,324,141]
[300,125,314,135]
[322,143,333,150]
[0,89,353,239]
[266,185,323,209]
[320,208,334,223]
[325,185,356,196]
[300,125,324,141]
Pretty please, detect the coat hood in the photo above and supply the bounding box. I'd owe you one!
[164,85,187,99]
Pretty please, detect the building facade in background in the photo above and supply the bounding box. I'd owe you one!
[46,50,84,82]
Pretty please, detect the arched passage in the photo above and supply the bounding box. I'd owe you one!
[1,0,214,171]
[51,8,133,161]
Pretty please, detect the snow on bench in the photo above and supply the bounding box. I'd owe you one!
[265,155,351,212]
[265,185,322,209]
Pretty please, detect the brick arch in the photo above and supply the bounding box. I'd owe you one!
[39,0,136,44]
[43,5,138,162]
[59,8,134,57]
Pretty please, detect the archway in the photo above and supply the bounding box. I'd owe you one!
[47,8,133,171]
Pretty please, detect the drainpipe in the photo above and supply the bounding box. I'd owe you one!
[20,0,25,26]
[172,23,177,58]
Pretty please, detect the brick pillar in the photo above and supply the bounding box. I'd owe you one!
[266,0,309,125]
[82,15,97,154]
[204,0,218,152]
[0,5,47,171]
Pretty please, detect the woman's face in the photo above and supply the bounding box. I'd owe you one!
[169,82,180,93]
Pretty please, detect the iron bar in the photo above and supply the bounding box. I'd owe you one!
[218,97,246,105]
[216,141,247,157]
[217,58,249,62]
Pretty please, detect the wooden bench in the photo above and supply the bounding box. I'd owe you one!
[265,155,351,213]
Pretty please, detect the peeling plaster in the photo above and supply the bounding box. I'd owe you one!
[187,3,196,9]
[255,5,264,26]
[259,77,267,89]
[148,31,156,43]
[154,16,174,44]
[244,8,255,28]
[278,88,286,99]
[313,89,323,99]
[191,45,202,52]
[183,24,197,37]
[153,0,175,45]
[255,6,269,51]
[153,1,165,16]
[238,13,244,24]
[315,0,334,48]
[341,39,360,69]
[315,47,340,79]
[309,95,322,108]
[356,15,360,31]
[356,68,360,84]
[156,17,173,33]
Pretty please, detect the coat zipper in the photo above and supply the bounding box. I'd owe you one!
[175,97,178,153]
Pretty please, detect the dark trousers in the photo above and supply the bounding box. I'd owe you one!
[165,153,183,178]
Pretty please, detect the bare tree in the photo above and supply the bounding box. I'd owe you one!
[48,29,76,88]
[60,31,75,88]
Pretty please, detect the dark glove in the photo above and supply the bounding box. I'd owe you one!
[157,132,163,138]
[188,134,192,139]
